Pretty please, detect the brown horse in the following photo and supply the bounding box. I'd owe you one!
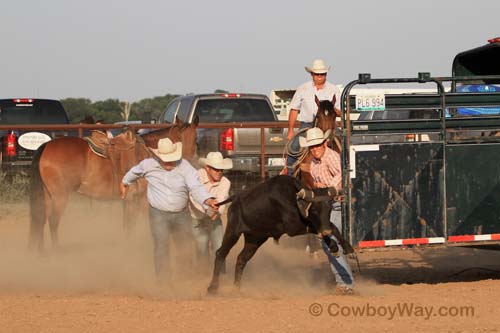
[141,116,199,161]
[29,118,198,252]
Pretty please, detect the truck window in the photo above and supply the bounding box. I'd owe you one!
[162,100,179,124]
[0,99,69,124]
[176,96,195,122]
[451,39,500,116]
[194,99,275,122]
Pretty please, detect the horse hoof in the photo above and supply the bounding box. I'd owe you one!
[207,285,218,295]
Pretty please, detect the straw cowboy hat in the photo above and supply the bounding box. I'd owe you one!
[199,152,233,170]
[299,127,332,147]
[305,59,331,74]
[150,138,182,162]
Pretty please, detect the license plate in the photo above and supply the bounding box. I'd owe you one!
[355,93,386,111]
[268,157,285,166]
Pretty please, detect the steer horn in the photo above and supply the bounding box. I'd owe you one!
[296,188,315,202]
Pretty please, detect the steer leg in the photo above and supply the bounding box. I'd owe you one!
[234,234,267,290]
[207,231,241,295]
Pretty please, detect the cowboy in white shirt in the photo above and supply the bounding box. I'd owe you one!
[286,59,342,175]
[121,138,218,283]
[189,152,233,270]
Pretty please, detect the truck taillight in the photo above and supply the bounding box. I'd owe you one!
[13,98,34,103]
[220,128,234,151]
[221,93,240,98]
[6,132,16,157]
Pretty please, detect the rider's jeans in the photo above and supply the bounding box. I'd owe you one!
[321,202,354,288]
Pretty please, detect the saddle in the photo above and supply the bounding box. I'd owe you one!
[84,129,147,195]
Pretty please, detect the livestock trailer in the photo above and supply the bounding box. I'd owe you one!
[341,38,500,250]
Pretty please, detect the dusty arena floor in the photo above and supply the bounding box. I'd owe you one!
[1,197,500,332]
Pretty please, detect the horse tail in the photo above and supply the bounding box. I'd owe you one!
[29,142,48,249]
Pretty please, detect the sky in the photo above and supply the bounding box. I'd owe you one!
[1,0,499,102]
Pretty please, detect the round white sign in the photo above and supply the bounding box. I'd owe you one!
[17,132,52,150]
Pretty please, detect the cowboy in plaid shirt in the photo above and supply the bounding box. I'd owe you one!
[300,127,355,295]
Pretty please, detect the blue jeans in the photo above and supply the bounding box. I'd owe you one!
[287,122,313,175]
[149,206,192,283]
[191,216,223,268]
[321,202,355,288]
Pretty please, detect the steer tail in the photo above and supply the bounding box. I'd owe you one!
[29,143,48,251]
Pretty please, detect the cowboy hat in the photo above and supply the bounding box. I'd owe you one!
[199,152,233,170]
[299,127,332,147]
[150,138,182,162]
[305,59,331,74]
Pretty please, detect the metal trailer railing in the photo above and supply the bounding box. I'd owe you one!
[341,73,500,250]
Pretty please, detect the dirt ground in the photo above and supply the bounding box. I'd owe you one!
[1,197,500,332]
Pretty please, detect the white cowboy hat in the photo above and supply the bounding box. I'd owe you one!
[150,138,182,162]
[199,152,233,170]
[299,127,332,147]
[305,59,331,74]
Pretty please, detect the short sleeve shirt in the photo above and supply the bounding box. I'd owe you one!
[289,81,341,123]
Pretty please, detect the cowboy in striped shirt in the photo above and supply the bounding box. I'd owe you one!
[300,127,355,295]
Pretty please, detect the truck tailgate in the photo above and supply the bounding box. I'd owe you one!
[233,127,288,155]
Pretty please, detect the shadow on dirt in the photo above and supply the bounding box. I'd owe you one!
[353,246,500,285]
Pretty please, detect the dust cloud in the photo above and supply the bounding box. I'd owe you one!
[0,195,337,299]
[3,195,500,301]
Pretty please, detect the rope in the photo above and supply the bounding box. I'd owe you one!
[281,128,309,174]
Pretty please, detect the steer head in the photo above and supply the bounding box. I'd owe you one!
[296,187,340,254]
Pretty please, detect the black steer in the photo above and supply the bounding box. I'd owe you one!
[207,175,352,294]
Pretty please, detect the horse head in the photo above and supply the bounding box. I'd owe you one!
[140,115,198,161]
[314,94,336,132]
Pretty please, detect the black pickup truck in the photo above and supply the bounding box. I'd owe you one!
[158,93,288,191]
[0,98,70,175]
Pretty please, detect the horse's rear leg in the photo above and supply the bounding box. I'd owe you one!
[233,234,267,290]
[123,195,146,235]
[29,214,47,253]
[47,192,69,249]
[207,231,241,295]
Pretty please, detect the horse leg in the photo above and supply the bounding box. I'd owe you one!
[29,206,47,253]
[47,191,69,249]
[207,230,241,295]
[233,234,267,290]
[123,199,138,235]
[29,146,48,253]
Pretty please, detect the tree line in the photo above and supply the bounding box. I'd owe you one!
[61,94,179,124]
[62,90,229,124]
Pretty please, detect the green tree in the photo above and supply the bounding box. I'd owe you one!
[92,99,122,123]
[132,94,179,122]
[61,93,180,124]
[61,98,96,123]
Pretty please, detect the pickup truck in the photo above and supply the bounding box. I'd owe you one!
[0,98,70,176]
[158,93,288,191]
